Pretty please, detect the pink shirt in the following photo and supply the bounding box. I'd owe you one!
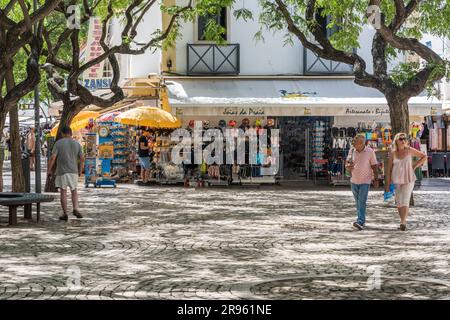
[347,146,378,184]
[392,149,416,185]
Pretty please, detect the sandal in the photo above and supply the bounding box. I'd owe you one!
[398,224,406,231]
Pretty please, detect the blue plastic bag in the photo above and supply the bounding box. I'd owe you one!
[383,183,395,201]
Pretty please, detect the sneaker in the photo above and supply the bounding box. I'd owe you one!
[59,214,68,221]
[353,222,364,230]
[73,210,83,219]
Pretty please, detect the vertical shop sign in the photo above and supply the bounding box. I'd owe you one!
[82,17,112,90]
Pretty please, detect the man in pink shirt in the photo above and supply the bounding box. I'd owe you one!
[345,134,379,230]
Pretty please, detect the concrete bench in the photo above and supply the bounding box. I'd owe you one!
[0,193,55,225]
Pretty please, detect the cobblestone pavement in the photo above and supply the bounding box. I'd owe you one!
[1,180,450,299]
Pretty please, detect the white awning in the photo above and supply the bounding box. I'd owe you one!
[444,100,450,112]
[167,78,441,117]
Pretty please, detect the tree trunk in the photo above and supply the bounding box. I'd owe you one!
[386,92,415,206]
[55,103,82,140]
[0,112,7,192]
[386,93,410,136]
[9,106,26,192]
[5,68,25,192]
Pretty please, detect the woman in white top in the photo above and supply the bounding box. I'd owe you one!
[385,133,426,231]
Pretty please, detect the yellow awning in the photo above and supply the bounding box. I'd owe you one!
[115,106,181,128]
[50,111,100,137]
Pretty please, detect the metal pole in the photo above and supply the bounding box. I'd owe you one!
[34,0,41,193]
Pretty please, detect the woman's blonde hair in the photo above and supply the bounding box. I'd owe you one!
[392,132,408,151]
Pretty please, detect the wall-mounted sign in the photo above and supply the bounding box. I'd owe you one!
[83,78,112,90]
[222,107,265,116]
[98,126,110,138]
[98,145,114,159]
[345,107,390,116]
[82,17,112,91]
[175,105,437,117]
[280,90,317,99]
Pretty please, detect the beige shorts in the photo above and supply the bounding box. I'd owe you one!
[55,173,79,191]
[395,182,415,208]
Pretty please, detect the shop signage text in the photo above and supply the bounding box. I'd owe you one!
[222,107,265,116]
[83,78,112,90]
[82,17,112,91]
[345,107,390,116]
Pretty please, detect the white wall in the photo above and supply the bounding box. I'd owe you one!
[442,37,450,101]
[111,3,163,82]
[112,1,448,80]
[174,1,414,76]
[175,0,302,75]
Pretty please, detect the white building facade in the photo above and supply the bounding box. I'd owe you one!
[110,1,447,180]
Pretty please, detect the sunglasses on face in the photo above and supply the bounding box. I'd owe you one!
[398,137,407,141]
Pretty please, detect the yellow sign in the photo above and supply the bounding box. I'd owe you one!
[98,145,114,159]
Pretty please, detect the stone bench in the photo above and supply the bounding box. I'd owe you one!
[0,193,55,225]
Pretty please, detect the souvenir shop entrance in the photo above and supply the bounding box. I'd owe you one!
[277,116,332,181]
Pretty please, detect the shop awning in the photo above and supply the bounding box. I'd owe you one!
[166,78,441,117]
[444,101,450,113]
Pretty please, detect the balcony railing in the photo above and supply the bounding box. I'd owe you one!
[303,47,354,75]
[187,44,240,75]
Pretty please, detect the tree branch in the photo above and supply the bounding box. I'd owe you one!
[274,0,383,91]
[121,0,144,38]
[16,0,62,36]
[18,0,33,32]
[368,0,442,63]
[129,0,157,38]
[3,33,43,110]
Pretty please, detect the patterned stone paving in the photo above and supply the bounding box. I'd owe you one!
[0,182,450,299]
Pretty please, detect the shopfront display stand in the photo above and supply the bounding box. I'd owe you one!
[240,176,278,185]
[159,178,185,185]
[206,178,231,187]
[95,178,116,188]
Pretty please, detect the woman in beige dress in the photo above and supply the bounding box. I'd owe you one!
[385,133,427,231]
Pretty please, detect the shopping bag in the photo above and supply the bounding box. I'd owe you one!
[383,183,395,202]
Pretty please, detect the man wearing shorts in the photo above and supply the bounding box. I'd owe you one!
[47,126,84,220]
[138,130,151,183]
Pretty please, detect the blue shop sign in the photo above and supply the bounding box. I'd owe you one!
[83,78,112,90]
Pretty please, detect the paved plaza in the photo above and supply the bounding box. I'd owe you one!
[1,177,450,299]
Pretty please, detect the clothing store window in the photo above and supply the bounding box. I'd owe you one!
[197,7,227,41]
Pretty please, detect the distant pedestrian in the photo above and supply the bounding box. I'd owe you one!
[345,134,379,230]
[385,133,426,231]
[47,126,84,220]
[27,127,36,171]
[138,130,151,183]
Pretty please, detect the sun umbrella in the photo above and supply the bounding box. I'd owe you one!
[50,111,100,137]
[96,111,121,123]
[115,106,181,128]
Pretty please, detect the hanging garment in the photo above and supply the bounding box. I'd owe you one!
[252,165,261,177]
[438,128,443,151]
[426,116,434,130]
[410,138,420,150]
[447,125,450,150]
[201,161,207,175]
[437,116,446,129]
[430,127,439,150]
